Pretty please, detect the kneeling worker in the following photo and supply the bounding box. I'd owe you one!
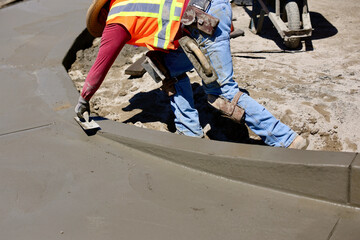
[75,0,309,149]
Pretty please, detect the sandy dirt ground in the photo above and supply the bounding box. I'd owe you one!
[69,0,359,152]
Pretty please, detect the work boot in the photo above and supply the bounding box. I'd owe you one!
[288,135,309,150]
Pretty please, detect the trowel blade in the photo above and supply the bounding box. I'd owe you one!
[74,114,100,130]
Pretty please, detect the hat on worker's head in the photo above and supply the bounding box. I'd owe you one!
[86,0,109,37]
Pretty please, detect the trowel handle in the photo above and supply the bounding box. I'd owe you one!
[185,41,213,77]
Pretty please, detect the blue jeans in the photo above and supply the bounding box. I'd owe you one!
[164,0,297,147]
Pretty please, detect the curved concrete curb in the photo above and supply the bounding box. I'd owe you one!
[98,120,359,206]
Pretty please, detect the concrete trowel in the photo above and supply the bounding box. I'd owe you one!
[179,36,218,85]
[74,111,100,130]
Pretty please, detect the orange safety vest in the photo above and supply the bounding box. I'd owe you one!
[106,0,186,50]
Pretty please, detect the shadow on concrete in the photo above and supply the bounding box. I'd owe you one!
[63,29,95,71]
[241,6,338,50]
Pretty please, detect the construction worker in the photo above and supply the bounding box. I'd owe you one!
[75,0,308,149]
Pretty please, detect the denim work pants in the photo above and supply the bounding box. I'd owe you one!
[164,0,297,147]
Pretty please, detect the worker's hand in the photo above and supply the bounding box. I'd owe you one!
[75,96,90,119]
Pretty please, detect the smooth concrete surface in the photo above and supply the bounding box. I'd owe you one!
[100,122,356,204]
[351,154,360,205]
[2,123,360,240]
[1,0,360,239]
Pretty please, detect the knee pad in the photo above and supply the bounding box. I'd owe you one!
[207,91,245,123]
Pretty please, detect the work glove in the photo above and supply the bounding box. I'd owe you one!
[75,96,90,119]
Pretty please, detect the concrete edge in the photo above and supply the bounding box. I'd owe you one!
[350,153,360,206]
[96,119,358,205]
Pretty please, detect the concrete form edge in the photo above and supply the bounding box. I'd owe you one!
[350,153,360,206]
[96,121,359,206]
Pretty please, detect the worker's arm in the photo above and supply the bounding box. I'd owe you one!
[75,23,131,118]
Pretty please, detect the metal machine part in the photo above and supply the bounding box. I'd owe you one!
[141,51,178,96]
[250,0,312,49]
[142,55,167,83]
[188,0,211,11]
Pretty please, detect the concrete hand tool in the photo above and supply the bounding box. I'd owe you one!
[74,111,100,130]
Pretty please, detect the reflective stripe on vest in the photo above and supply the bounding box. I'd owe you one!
[107,0,184,49]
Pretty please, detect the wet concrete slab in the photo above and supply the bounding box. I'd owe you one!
[329,213,360,240]
[0,123,359,240]
[0,0,360,239]
[0,0,84,134]
[0,66,59,135]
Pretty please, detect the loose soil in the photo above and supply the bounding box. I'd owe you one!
[69,0,360,152]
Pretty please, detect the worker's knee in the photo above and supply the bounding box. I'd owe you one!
[207,92,245,123]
